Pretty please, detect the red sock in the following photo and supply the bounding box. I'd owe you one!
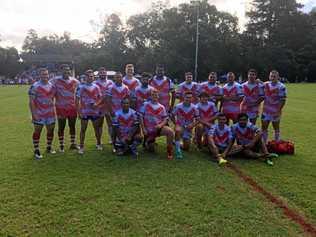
[32,132,41,151]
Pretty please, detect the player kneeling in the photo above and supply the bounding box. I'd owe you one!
[207,113,236,165]
[140,89,175,160]
[231,113,278,166]
[112,97,142,158]
[171,91,199,159]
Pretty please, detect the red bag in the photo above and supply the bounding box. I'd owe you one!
[267,140,295,155]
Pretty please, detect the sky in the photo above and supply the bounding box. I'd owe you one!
[0,0,315,49]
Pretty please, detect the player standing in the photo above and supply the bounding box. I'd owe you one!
[106,72,130,115]
[140,89,175,160]
[50,64,79,152]
[195,92,219,149]
[149,65,175,112]
[221,72,243,124]
[199,72,223,105]
[176,72,199,104]
[94,67,113,144]
[28,68,56,159]
[75,70,103,154]
[123,64,140,92]
[132,72,154,112]
[261,70,287,143]
[171,91,199,159]
[240,69,265,124]
[112,97,142,158]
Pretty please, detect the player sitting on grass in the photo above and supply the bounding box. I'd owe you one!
[75,70,103,154]
[195,92,219,149]
[207,113,235,165]
[29,68,56,159]
[261,70,287,143]
[112,97,142,159]
[171,91,199,159]
[140,89,175,160]
[231,113,278,166]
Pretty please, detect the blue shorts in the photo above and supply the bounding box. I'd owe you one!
[182,128,192,141]
[81,115,100,121]
[33,118,55,126]
[261,113,281,122]
[246,112,259,120]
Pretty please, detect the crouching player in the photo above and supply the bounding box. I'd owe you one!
[171,91,199,159]
[112,97,142,158]
[140,89,175,160]
[261,70,287,143]
[75,70,103,154]
[207,113,235,165]
[231,113,278,166]
[28,68,56,159]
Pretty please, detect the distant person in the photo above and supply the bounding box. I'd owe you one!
[112,97,142,158]
[176,72,199,104]
[75,70,103,154]
[240,69,265,124]
[221,72,243,124]
[261,70,287,143]
[28,68,56,159]
[171,91,199,159]
[140,89,175,160]
[149,65,175,112]
[50,64,80,152]
[231,113,278,166]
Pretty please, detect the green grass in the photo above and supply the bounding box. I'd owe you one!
[0,84,315,236]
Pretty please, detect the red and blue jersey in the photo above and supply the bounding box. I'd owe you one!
[222,82,243,115]
[208,124,233,148]
[132,85,154,111]
[112,108,139,140]
[50,76,79,116]
[94,79,113,115]
[196,101,218,123]
[172,103,199,127]
[241,81,265,116]
[263,81,287,116]
[106,83,130,113]
[28,81,56,121]
[76,82,102,117]
[149,76,174,111]
[231,122,260,145]
[123,76,141,92]
[198,82,223,102]
[140,101,168,133]
[176,81,199,103]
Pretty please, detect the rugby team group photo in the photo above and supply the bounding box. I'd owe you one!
[29,64,287,166]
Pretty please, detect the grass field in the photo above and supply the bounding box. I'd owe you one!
[0,84,315,236]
